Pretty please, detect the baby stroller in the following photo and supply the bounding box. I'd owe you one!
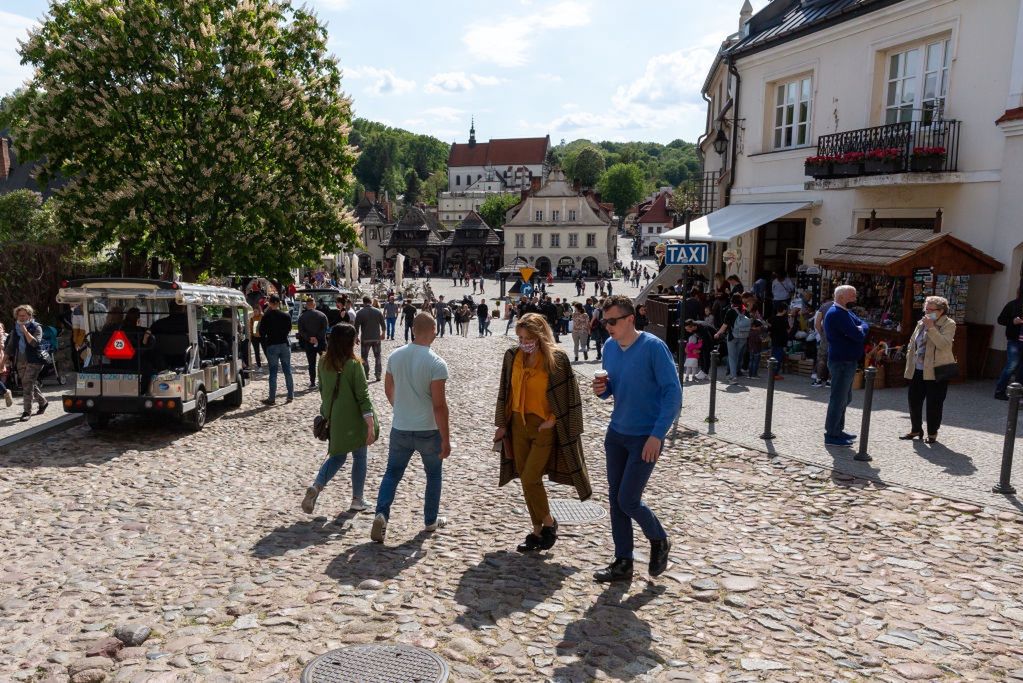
[8,326,68,391]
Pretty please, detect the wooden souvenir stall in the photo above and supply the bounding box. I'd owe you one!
[815,224,1002,384]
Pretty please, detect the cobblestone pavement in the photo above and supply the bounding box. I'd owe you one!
[0,375,78,446]
[2,336,1023,682]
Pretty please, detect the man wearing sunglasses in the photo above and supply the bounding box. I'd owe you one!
[591,295,682,583]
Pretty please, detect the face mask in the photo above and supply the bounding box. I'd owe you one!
[519,340,537,354]
[927,312,938,321]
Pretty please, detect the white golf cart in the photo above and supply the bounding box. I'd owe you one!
[56,278,250,431]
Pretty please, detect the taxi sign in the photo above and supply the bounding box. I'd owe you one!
[665,243,709,266]
[104,330,136,360]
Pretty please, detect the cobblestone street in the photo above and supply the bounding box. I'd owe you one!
[2,335,1023,682]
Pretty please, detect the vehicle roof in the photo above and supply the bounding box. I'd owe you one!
[57,278,251,309]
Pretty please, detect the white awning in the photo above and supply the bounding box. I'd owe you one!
[660,201,812,242]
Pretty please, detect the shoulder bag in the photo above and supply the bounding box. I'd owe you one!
[933,362,959,382]
[312,366,340,441]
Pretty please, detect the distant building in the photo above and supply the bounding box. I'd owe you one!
[439,210,504,274]
[634,190,674,256]
[382,206,447,274]
[353,192,393,274]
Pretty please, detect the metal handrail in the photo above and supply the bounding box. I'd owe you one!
[814,119,960,173]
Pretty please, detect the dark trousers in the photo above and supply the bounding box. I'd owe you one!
[252,338,262,367]
[304,346,321,383]
[361,340,382,379]
[604,429,667,559]
[908,369,949,435]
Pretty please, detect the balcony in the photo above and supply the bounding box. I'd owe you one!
[804,119,961,190]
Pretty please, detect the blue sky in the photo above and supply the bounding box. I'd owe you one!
[1,0,769,144]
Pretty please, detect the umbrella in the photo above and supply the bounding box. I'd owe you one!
[395,253,405,291]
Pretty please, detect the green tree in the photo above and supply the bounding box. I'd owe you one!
[573,145,606,188]
[0,190,43,242]
[478,193,521,230]
[597,164,645,228]
[421,171,447,206]
[404,169,422,205]
[6,0,358,280]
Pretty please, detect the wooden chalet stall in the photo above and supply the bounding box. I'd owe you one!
[815,223,1002,384]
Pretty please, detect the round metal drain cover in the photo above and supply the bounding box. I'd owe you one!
[301,644,448,683]
[549,498,607,524]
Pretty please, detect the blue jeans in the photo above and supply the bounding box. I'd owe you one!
[726,337,744,377]
[604,429,667,559]
[771,346,786,375]
[385,318,396,340]
[748,348,761,377]
[477,316,487,335]
[404,320,414,343]
[995,340,1022,394]
[264,343,294,400]
[314,447,368,497]
[825,360,857,438]
[374,428,443,526]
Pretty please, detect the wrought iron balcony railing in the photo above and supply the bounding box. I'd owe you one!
[807,119,960,179]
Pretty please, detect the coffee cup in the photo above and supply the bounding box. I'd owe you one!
[594,370,608,380]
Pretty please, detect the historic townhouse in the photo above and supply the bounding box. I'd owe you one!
[502,170,615,278]
[685,0,1023,374]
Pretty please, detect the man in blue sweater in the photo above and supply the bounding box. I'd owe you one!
[592,295,682,582]
[822,285,869,446]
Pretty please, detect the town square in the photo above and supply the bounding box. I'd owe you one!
[1,1,1023,682]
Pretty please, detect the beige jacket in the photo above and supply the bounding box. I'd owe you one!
[903,315,956,380]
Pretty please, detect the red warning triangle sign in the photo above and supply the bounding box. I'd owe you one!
[104,330,136,360]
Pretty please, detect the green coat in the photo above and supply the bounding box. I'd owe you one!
[319,357,377,455]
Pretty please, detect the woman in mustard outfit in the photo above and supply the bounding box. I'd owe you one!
[494,313,592,553]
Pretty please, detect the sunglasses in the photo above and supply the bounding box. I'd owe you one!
[602,314,633,327]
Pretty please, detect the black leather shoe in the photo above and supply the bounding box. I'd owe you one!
[649,538,671,577]
[593,558,634,583]
[539,519,558,550]
[36,402,48,415]
[516,533,542,553]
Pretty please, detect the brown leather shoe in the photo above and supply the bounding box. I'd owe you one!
[899,431,923,440]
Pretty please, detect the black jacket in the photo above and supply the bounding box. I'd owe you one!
[998,299,1022,341]
[4,320,46,365]
[259,308,292,346]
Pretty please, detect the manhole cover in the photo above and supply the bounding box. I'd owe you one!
[549,499,607,524]
[301,644,448,683]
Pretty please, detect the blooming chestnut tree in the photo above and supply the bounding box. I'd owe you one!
[6,0,358,279]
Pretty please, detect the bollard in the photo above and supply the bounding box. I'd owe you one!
[854,366,877,462]
[760,357,778,439]
[993,382,1022,495]
[706,350,720,423]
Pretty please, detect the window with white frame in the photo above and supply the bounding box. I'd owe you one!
[535,210,543,221]
[885,38,952,125]
[586,233,596,247]
[532,233,542,248]
[569,209,577,221]
[772,76,812,149]
[550,233,560,248]
[569,233,578,248]
[551,210,560,222]
[515,233,525,248]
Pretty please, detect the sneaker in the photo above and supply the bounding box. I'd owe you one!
[649,538,671,577]
[36,402,48,415]
[19,412,30,422]
[810,379,824,387]
[285,396,294,404]
[825,380,831,388]
[261,398,276,406]
[370,513,387,543]
[824,436,854,447]
[349,497,368,512]
[593,558,634,583]
[3,389,11,407]
[301,486,319,514]
[425,516,447,532]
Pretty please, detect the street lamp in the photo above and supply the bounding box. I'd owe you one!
[713,127,729,156]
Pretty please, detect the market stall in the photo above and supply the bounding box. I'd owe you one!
[815,225,1002,385]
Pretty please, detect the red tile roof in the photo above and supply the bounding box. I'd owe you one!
[997,107,1023,124]
[448,136,550,168]
[638,192,672,224]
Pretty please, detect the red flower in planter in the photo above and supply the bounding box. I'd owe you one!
[866,147,901,161]
[837,151,865,163]
[805,155,836,164]
[913,146,946,156]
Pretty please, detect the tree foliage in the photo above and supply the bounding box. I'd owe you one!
[5,0,358,280]
[556,138,700,192]
[569,145,605,188]
[350,118,448,200]
[403,169,421,206]
[597,163,645,227]
[478,193,521,230]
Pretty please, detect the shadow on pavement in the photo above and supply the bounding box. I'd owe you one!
[912,440,978,476]
[251,514,355,557]
[553,582,666,682]
[324,533,428,584]
[454,550,575,629]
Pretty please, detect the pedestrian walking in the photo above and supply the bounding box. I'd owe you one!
[746,314,764,379]
[371,313,451,543]
[383,295,399,341]
[714,294,751,383]
[571,303,590,362]
[590,304,607,360]
[822,285,868,446]
[248,304,264,370]
[354,296,385,382]
[433,296,449,338]
[4,306,49,421]
[683,328,703,382]
[591,296,681,582]
[504,301,517,335]
[493,313,592,554]
[297,298,329,387]
[457,303,471,337]
[476,299,489,337]
[811,293,834,387]
[541,297,560,343]
[994,286,1022,400]
[259,295,295,405]
[0,322,16,409]
[401,300,418,343]
[899,296,957,443]
[301,324,379,515]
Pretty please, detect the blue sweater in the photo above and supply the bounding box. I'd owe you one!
[823,304,868,363]
[599,332,682,441]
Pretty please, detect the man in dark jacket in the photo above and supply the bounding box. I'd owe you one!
[297,298,329,387]
[822,285,868,447]
[476,300,489,337]
[995,287,1023,400]
[355,296,386,381]
[260,295,295,405]
[684,288,703,322]
[541,297,561,342]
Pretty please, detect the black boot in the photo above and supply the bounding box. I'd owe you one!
[649,538,671,577]
[516,533,542,553]
[593,558,633,583]
[539,519,558,550]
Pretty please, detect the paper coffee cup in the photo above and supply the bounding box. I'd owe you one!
[594,370,608,380]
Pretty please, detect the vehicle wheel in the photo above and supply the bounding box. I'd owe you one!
[86,413,110,430]
[224,378,243,407]
[186,389,208,431]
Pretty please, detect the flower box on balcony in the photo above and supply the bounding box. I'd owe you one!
[831,152,866,177]
[863,148,905,174]
[910,146,946,172]
[804,158,832,178]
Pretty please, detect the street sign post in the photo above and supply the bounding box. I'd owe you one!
[665,243,708,266]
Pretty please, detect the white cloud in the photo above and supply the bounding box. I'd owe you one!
[463,0,590,67]
[423,72,502,94]
[613,46,716,109]
[344,65,416,96]
[535,73,563,84]
[422,106,466,123]
[0,11,37,98]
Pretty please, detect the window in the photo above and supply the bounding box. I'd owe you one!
[550,233,560,248]
[885,39,951,125]
[515,233,525,248]
[369,229,377,240]
[455,175,460,186]
[586,233,596,247]
[535,210,544,221]
[656,226,662,234]
[532,233,542,248]
[551,210,560,222]
[569,210,577,221]
[569,233,578,248]
[773,76,812,149]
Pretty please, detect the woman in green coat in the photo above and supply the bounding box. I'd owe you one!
[302,323,378,515]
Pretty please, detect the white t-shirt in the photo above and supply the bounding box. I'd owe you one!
[387,343,448,431]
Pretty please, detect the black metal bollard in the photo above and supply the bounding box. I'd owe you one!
[993,382,1022,495]
[855,367,877,462]
[760,357,778,439]
[706,350,720,423]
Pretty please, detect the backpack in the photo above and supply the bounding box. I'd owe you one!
[732,312,752,339]
[590,309,602,332]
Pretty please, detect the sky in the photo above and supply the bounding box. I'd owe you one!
[1,0,770,145]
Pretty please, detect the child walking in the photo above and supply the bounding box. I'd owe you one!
[684,333,702,382]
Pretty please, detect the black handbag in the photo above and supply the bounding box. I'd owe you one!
[933,362,959,382]
[312,372,339,441]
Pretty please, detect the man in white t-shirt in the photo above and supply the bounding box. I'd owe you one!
[371,312,450,544]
